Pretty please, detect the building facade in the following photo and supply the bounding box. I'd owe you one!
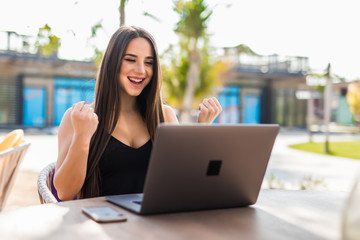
[0,50,97,129]
[216,50,309,128]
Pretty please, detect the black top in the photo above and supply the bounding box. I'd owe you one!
[98,136,152,196]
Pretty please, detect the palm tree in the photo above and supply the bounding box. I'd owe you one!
[161,36,226,109]
[119,0,128,26]
[174,0,212,122]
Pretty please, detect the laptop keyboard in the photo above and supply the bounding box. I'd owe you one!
[133,200,142,205]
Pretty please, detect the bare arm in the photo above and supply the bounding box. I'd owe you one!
[53,102,98,200]
[162,99,222,124]
[163,105,179,124]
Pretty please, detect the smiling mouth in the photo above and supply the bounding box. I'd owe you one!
[128,77,145,85]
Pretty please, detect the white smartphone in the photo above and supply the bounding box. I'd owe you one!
[82,206,127,223]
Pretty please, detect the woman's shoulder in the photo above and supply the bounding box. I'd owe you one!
[162,105,179,123]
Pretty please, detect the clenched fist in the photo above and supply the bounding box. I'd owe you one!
[70,101,99,141]
[197,97,222,124]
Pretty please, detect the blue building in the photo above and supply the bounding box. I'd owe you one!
[0,31,97,129]
[216,49,309,127]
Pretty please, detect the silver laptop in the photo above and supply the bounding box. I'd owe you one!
[106,123,279,214]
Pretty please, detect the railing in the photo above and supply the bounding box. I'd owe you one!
[224,52,309,76]
[0,31,36,54]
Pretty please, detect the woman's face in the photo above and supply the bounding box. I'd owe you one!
[118,37,154,97]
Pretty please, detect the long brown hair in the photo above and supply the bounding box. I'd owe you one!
[80,26,164,198]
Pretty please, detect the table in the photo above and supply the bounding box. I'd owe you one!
[0,190,348,240]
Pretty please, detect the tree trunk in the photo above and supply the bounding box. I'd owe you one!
[307,90,314,142]
[119,0,126,26]
[324,63,332,153]
[180,49,200,123]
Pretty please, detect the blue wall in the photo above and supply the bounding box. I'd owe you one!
[243,93,260,123]
[23,87,46,127]
[217,86,240,123]
[217,86,261,124]
[336,96,353,125]
[54,78,96,126]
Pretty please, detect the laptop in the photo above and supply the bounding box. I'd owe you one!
[106,123,279,214]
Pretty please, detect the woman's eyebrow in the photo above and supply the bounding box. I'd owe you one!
[124,53,154,59]
[124,53,137,58]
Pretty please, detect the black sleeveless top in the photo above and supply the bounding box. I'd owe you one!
[98,136,152,196]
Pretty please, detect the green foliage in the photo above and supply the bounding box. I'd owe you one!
[266,173,285,189]
[161,37,225,108]
[306,72,328,93]
[347,81,360,121]
[92,48,104,67]
[315,85,325,93]
[194,42,220,102]
[35,24,61,57]
[161,42,189,107]
[143,12,161,22]
[174,0,212,41]
[91,20,103,38]
[167,0,218,114]
[88,21,105,66]
[162,1,231,109]
[289,141,360,160]
[234,44,259,56]
[298,175,326,190]
[264,174,326,190]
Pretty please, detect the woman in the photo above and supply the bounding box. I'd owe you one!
[53,26,222,201]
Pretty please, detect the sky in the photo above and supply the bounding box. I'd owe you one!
[0,0,360,80]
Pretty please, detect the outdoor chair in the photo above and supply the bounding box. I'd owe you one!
[37,161,58,204]
[0,141,31,211]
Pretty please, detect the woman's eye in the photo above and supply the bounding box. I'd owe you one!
[145,61,153,66]
[124,58,135,62]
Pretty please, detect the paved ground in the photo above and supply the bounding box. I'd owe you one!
[2,129,360,211]
[264,130,360,192]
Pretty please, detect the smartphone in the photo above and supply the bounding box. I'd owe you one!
[82,206,127,223]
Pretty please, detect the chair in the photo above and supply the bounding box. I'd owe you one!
[37,162,58,204]
[0,141,31,211]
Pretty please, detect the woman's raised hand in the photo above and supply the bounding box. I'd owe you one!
[197,97,222,124]
[70,101,99,142]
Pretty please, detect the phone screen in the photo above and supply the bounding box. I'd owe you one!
[82,206,127,223]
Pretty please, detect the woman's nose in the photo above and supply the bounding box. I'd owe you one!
[135,62,145,74]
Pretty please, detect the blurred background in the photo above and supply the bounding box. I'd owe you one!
[0,0,360,211]
[0,0,359,129]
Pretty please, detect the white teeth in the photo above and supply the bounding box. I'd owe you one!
[128,77,143,83]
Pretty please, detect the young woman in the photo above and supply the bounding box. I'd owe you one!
[53,26,222,201]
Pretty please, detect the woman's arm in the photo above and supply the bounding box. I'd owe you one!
[197,97,222,123]
[163,105,179,124]
[163,97,222,124]
[53,101,98,200]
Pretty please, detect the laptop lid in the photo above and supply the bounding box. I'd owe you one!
[137,123,279,214]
